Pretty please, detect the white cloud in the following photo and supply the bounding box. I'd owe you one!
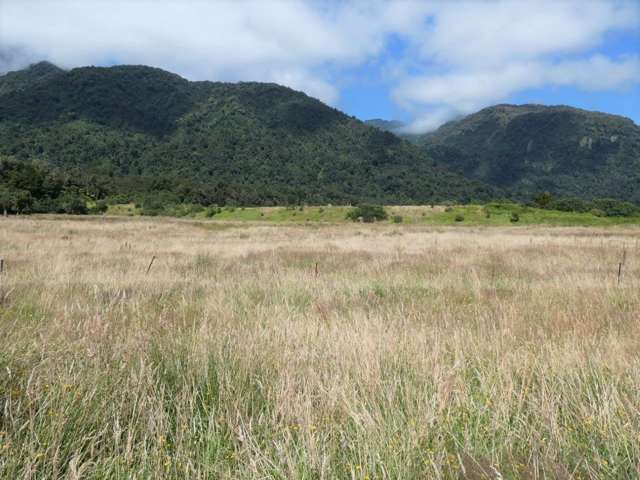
[398,107,458,134]
[0,0,422,104]
[415,0,639,68]
[269,68,339,105]
[0,0,638,127]
[394,0,640,132]
[395,55,640,111]
[396,55,640,132]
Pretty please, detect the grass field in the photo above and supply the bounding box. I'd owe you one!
[106,203,640,227]
[1,216,639,479]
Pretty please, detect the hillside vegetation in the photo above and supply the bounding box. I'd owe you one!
[0,62,495,208]
[99,203,640,227]
[415,104,640,202]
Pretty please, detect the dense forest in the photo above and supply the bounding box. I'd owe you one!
[413,104,640,203]
[0,62,496,212]
[1,63,638,216]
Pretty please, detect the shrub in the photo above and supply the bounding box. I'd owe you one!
[346,204,388,223]
[534,191,553,208]
[139,191,179,216]
[0,186,33,214]
[58,190,88,215]
[454,214,464,222]
[105,194,130,205]
[548,197,590,213]
[205,206,221,218]
[140,199,165,216]
[591,198,638,217]
[88,200,108,215]
[392,215,403,224]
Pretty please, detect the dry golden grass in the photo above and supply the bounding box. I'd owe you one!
[1,216,639,479]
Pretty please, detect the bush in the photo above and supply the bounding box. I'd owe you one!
[205,206,221,218]
[454,214,464,222]
[139,191,179,216]
[534,191,553,208]
[444,206,454,212]
[591,198,639,217]
[346,204,388,223]
[88,200,108,215]
[105,194,130,205]
[510,212,520,223]
[392,215,403,224]
[548,197,590,213]
[0,186,33,214]
[140,199,165,216]
[58,190,88,215]
[166,203,205,217]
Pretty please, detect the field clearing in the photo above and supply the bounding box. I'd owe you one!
[1,216,640,479]
[105,203,640,226]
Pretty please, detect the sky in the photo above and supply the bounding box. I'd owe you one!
[1,0,639,132]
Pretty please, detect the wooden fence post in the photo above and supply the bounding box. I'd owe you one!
[146,256,156,275]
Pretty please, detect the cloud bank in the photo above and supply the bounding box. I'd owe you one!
[1,0,639,131]
[394,0,640,132]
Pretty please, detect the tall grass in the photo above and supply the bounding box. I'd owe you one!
[1,217,639,479]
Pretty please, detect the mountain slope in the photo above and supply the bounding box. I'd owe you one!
[0,61,65,96]
[415,104,640,202]
[0,63,496,206]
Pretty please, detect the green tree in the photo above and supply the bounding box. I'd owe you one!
[0,185,14,215]
[346,204,388,223]
[534,191,553,209]
[58,189,88,214]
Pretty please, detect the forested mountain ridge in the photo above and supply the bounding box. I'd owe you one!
[0,61,65,96]
[414,104,640,203]
[0,62,496,210]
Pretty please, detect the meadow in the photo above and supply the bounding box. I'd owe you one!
[106,203,640,227]
[1,215,639,479]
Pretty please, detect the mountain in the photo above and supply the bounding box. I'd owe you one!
[0,61,65,96]
[414,104,640,203]
[364,119,405,132]
[0,62,496,207]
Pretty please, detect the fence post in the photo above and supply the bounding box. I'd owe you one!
[146,256,156,275]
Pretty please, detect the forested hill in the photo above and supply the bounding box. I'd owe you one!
[414,104,640,203]
[0,62,495,209]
